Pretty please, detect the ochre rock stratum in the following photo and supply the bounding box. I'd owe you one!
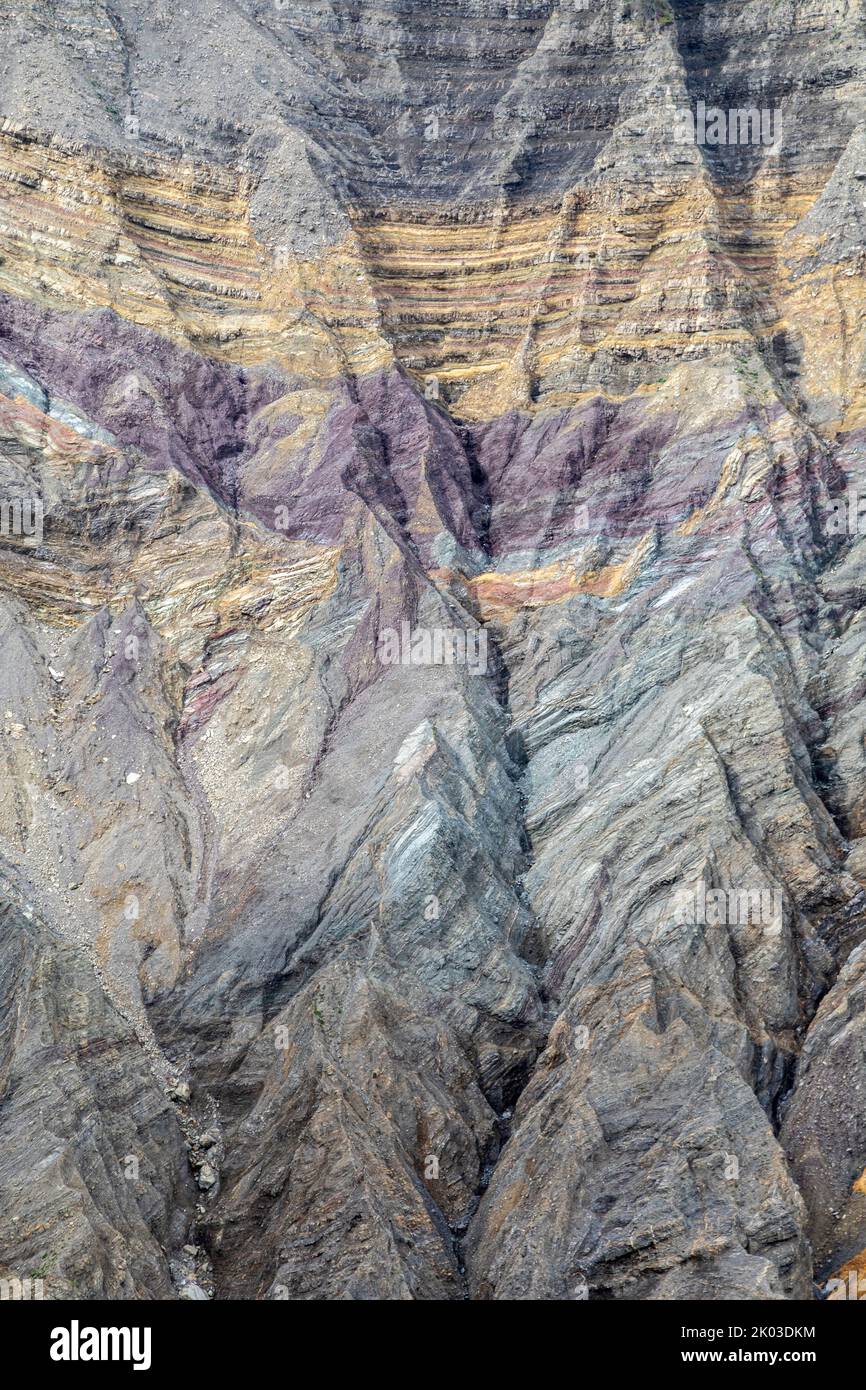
[2,0,866,1301]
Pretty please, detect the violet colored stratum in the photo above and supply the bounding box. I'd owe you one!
[2,0,866,1303]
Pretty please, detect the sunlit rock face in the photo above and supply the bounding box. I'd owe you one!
[1,0,866,1302]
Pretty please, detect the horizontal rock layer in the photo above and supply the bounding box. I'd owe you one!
[1,0,866,1302]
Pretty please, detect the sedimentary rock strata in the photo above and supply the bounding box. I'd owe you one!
[1,0,866,1302]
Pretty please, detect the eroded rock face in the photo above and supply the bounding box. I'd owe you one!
[1,0,866,1302]
[0,904,193,1299]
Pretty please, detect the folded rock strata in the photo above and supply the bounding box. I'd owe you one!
[1,0,866,1301]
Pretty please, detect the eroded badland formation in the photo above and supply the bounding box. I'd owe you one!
[2,0,866,1301]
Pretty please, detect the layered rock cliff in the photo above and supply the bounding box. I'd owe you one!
[1,0,866,1301]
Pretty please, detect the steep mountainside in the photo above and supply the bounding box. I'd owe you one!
[2,0,866,1300]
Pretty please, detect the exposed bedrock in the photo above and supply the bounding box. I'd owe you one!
[2,0,866,1302]
[0,902,193,1299]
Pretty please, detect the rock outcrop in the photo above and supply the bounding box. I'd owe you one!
[1,0,866,1301]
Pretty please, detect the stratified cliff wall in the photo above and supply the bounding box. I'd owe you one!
[2,0,866,1300]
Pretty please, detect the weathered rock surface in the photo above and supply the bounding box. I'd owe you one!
[0,903,193,1298]
[1,0,866,1301]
